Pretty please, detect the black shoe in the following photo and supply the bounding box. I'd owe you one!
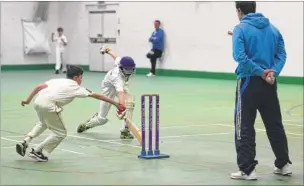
[28,148,48,162]
[63,71,66,74]
[16,141,28,157]
[55,70,59,74]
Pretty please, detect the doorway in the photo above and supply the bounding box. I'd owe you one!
[87,5,118,72]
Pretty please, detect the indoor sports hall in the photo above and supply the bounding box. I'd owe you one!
[1,1,303,185]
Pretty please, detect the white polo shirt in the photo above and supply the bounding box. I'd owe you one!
[34,78,91,112]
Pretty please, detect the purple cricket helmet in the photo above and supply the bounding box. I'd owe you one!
[119,56,136,76]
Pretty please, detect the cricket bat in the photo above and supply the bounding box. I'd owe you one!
[124,118,142,145]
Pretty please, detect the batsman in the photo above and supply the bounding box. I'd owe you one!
[77,45,136,139]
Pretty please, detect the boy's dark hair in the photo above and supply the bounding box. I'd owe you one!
[67,65,84,79]
[57,27,63,32]
[155,20,161,25]
[235,1,256,15]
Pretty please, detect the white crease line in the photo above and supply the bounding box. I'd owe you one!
[59,149,85,155]
[1,145,15,149]
[67,134,141,149]
[160,132,232,139]
[1,134,50,138]
[215,124,303,136]
[283,123,303,127]
[2,121,302,139]
[2,120,302,138]
[68,132,233,145]
[284,119,303,122]
[161,121,302,129]
[1,137,86,155]
[161,140,182,144]
[66,132,233,152]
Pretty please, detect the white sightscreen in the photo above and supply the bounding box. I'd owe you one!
[22,20,51,54]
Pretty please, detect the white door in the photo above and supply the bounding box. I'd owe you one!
[0,2,2,59]
[88,13,103,71]
[102,11,117,71]
[88,10,117,72]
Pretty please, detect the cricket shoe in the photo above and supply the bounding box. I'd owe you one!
[230,170,257,180]
[28,148,48,162]
[120,128,134,139]
[77,123,91,133]
[16,141,28,157]
[77,113,99,133]
[274,163,292,176]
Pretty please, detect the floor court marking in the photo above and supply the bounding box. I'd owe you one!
[67,134,141,149]
[214,124,303,137]
[1,134,50,138]
[1,145,15,149]
[101,129,266,143]
[2,120,302,139]
[67,133,232,153]
[66,131,236,149]
[161,140,182,144]
[160,121,303,129]
[1,121,302,139]
[1,137,86,155]
[160,132,232,139]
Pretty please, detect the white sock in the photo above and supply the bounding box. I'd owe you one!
[24,136,32,144]
[33,146,42,153]
[121,121,127,130]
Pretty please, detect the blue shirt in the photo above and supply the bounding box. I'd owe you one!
[149,28,164,51]
[232,13,286,78]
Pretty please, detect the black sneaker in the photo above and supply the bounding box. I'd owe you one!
[16,141,28,157]
[63,71,66,74]
[28,148,48,162]
[55,70,59,74]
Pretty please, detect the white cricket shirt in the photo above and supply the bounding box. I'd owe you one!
[103,57,130,92]
[34,78,91,111]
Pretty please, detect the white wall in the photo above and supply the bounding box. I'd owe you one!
[0,1,59,65]
[57,2,91,65]
[115,2,303,76]
[1,2,303,77]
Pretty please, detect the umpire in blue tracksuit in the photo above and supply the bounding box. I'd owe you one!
[146,20,164,77]
[230,2,292,180]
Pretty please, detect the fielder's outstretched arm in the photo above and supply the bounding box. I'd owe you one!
[89,92,125,111]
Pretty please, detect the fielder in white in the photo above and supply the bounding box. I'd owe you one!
[15,65,126,162]
[51,27,68,74]
[77,45,136,139]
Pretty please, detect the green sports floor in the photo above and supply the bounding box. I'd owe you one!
[1,70,303,185]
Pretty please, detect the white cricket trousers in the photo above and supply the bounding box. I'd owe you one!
[55,48,66,71]
[86,81,132,129]
[26,97,67,153]
[86,81,117,128]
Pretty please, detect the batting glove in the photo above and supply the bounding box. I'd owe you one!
[100,45,111,54]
